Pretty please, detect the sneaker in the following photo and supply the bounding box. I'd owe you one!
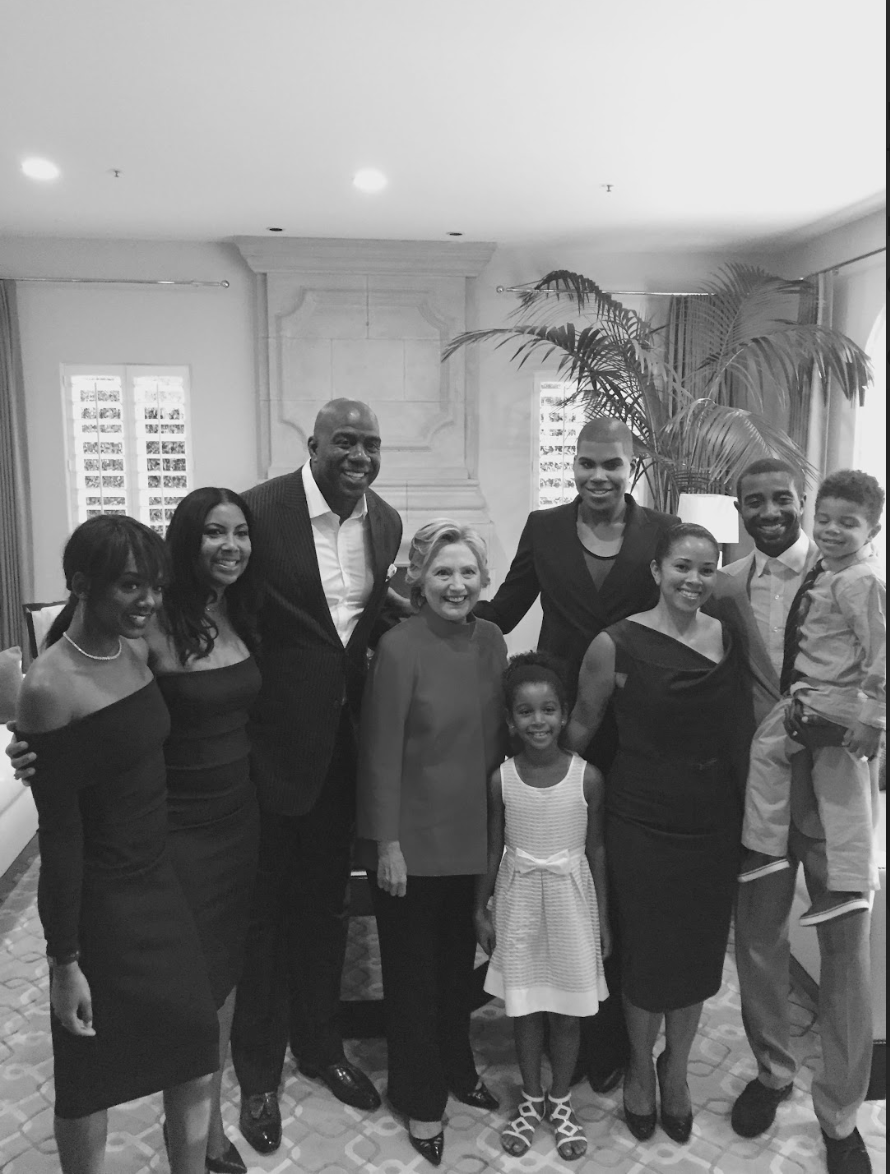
[730,1078,793,1138]
[822,1127,872,1174]
[738,850,792,883]
[799,892,871,926]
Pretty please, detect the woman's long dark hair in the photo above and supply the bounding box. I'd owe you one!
[46,515,170,648]
[161,487,260,666]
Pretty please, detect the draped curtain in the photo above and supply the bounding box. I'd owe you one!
[0,280,32,651]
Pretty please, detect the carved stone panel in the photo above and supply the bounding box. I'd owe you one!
[235,238,496,553]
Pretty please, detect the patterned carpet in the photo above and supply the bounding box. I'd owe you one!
[0,845,885,1174]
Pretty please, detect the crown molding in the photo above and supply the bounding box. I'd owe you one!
[233,236,496,277]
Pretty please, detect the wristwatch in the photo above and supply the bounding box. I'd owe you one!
[47,950,81,968]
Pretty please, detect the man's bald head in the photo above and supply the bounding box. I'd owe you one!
[312,398,379,441]
[576,416,635,456]
[307,398,382,519]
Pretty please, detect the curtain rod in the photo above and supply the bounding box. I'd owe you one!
[6,277,230,288]
[806,245,885,279]
[496,285,704,297]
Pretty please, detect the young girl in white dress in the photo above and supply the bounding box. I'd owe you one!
[475,652,610,1162]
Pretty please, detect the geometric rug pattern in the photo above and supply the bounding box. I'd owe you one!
[0,848,885,1174]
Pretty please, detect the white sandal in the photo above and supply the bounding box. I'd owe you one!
[501,1090,545,1156]
[547,1092,588,1161]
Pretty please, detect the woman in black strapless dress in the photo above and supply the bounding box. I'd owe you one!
[567,524,747,1146]
[146,487,262,1174]
[17,516,219,1174]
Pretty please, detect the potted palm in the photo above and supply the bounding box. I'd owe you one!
[443,264,872,512]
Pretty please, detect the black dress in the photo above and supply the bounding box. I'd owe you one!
[605,620,743,1013]
[25,682,219,1119]
[158,658,262,1008]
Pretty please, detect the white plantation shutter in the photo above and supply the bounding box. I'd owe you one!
[65,366,192,534]
[537,380,586,508]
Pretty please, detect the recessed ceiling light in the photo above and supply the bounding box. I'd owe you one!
[353,168,387,194]
[22,157,60,181]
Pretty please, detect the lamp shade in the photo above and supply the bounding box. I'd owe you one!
[676,493,739,545]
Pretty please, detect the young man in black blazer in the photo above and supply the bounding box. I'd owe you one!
[232,400,403,1153]
[475,416,680,1092]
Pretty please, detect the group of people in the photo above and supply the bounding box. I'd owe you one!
[8,401,884,1174]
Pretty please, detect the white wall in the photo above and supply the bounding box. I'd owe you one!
[0,239,257,600]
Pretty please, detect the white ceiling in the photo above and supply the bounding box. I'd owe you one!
[0,0,885,250]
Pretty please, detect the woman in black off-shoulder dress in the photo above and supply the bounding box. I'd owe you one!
[17,516,218,1174]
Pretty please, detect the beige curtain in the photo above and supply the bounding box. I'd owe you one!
[0,280,32,651]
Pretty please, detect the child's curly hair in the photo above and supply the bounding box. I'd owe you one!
[503,650,571,710]
[816,470,885,528]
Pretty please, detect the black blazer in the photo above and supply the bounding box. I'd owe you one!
[475,495,680,680]
[243,471,403,817]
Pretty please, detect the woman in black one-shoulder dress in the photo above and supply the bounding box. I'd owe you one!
[17,516,219,1174]
[567,523,747,1146]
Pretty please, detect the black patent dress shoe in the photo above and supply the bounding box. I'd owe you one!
[451,1080,499,1111]
[730,1077,793,1138]
[298,1059,382,1111]
[822,1127,872,1174]
[206,1139,248,1174]
[588,1063,625,1095]
[238,1092,282,1155]
[408,1129,444,1166]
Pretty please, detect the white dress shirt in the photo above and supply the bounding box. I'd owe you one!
[748,530,811,676]
[302,461,373,646]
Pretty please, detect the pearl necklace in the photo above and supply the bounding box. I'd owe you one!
[62,631,123,661]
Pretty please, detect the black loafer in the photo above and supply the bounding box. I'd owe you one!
[238,1092,282,1155]
[451,1080,499,1111]
[206,1138,248,1174]
[822,1128,872,1174]
[408,1129,444,1166]
[299,1059,382,1111]
[731,1078,793,1138]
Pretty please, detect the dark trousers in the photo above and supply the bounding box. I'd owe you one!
[231,727,355,1095]
[369,872,479,1122]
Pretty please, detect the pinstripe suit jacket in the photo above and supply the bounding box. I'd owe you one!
[243,471,403,817]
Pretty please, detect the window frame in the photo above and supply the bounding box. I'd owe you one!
[61,363,193,534]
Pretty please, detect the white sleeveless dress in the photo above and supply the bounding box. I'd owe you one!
[484,753,608,1017]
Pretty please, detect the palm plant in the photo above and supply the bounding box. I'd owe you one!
[442,264,872,512]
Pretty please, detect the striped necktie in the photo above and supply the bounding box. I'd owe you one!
[779,559,824,695]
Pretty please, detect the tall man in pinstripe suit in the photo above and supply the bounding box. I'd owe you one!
[232,400,403,1153]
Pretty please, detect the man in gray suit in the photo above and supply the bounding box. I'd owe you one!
[714,457,875,1174]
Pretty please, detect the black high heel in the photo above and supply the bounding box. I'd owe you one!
[206,1139,248,1174]
[408,1129,444,1166]
[451,1080,499,1111]
[656,1052,693,1144]
[623,1098,657,1141]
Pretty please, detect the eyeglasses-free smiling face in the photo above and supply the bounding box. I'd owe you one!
[573,439,632,519]
[420,542,482,623]
[651,536,719,612]
[736,471,804,557]
[509,680,566,752]
[813,496,880,566]
[85,553,164,640]
[198,502,251,593]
